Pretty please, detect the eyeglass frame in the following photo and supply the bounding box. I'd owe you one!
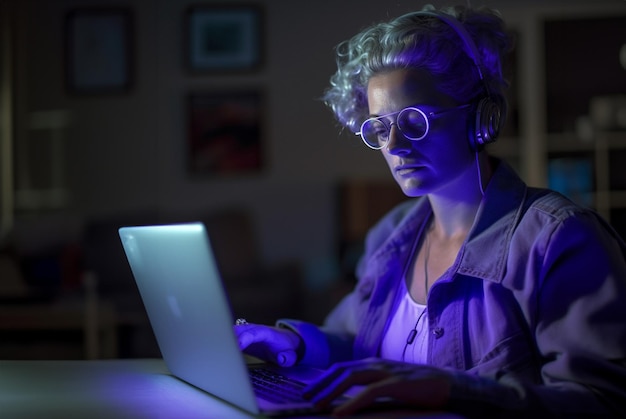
[354,103,472,150]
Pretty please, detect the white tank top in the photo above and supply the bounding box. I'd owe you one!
[380,280,429,363]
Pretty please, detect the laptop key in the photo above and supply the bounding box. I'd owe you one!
[250,368,307,403]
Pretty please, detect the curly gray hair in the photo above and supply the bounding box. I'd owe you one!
[322,5,514,134]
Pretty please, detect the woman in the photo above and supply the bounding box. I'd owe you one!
[236,5,626,417]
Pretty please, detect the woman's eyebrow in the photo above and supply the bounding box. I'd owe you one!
[367,108,402,118]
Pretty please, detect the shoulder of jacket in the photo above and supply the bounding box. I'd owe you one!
[524,187,588,220]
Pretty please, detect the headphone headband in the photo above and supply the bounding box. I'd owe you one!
[414,10,502,149]
[416,10,489,96]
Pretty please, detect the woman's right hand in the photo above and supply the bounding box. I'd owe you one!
[234,323,302,367]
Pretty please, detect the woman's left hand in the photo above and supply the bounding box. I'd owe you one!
[302,357,452,416]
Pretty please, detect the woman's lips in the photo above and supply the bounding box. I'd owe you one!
[394,164,422,176]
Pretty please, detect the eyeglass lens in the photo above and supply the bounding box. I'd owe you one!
[361,107,428,148]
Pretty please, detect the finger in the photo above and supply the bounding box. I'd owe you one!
[331,377,399,416]
[275,350,297,367]
[303,362,353,398]
[333,374,451,416]
[236,326,301,367]
[233,324,256,339]
[303,358,387,399]
[310,369,392,409]
[309,369,356,408]
[236,325,273,350]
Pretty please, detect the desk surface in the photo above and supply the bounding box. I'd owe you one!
[0,359,463,419]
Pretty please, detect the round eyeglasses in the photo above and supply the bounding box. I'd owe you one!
[355,103,472,150]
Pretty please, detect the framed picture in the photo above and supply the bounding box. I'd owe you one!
[187,90,264,175]
[186,5,263,72]
[65,8,133,94]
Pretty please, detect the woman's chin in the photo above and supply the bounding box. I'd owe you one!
[396,179,427,197]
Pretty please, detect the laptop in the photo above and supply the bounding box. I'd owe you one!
[118,222,332,417]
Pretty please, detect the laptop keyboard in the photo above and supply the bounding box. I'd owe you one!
[249,368,308,404]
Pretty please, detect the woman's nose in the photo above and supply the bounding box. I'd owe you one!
[386,124,411,155]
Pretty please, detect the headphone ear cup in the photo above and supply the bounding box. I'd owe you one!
[471,97,502,151]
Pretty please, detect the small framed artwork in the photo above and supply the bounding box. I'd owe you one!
[186,5,263,72]
[65,8,133,94]
[187,90,264,175]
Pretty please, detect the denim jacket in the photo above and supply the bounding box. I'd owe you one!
[278,159,626,417]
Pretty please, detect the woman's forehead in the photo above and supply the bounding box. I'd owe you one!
[366,69,456,114]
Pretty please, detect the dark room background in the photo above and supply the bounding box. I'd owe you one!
[1,0,625,358]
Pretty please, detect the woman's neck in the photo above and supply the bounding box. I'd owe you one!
[427,151,493,240]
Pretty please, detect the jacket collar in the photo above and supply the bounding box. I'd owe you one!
[375,158,528,284]
[353,160,528,359]
[456,159,528,283]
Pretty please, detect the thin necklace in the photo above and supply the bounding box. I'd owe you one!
[423,226,432,302]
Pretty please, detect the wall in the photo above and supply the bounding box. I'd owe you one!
[7,0,626,289]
